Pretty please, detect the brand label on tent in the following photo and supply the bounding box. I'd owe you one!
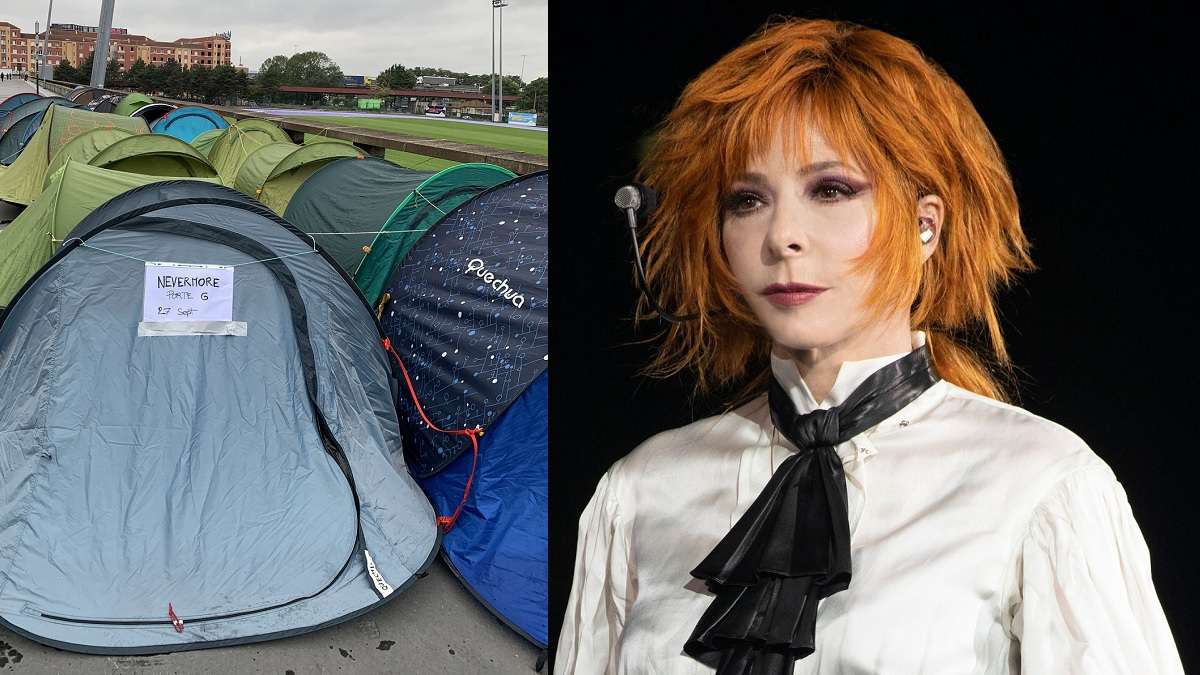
[364,549,394,598]
[141,262,240,336]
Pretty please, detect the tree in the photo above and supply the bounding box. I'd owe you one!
[105,58,124,88]
[160,59,185,97]
[376,63,416,90]
[72,52,95,84]
[517,76,547,120]
[127,58,147,89]
[495,75,524,97]
[53,59,78,82]
[255,55,288,102]
[284,51,344,87]
[143,60,168,94]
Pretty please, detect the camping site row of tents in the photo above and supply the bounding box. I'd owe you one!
[0,89,548,658]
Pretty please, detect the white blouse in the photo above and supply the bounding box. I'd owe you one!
[556,330,1184,674]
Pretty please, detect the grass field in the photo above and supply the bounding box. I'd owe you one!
[291,115,546,172]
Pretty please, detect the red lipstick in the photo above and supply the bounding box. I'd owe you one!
[761,282,828,307]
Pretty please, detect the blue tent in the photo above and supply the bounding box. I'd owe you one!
[418,371,548,646]
[0,93,40,115]
[0,181,439,653]
[151,106,228,143]
[379,171,549,647]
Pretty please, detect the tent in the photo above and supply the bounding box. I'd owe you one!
[130,102,176,126]
[2,97,70,134]
[0,105,149,205]
[0,97,76,164]
[418,372,548,647]
[86,94,123,114]
[151,106,229,143]
[113,92,154,117]
[0,181,439,653]
[354,163,516,304]
[88,134,219,179]
[0,161,221,306]
[0,93,40,115]
[208,120,292,186]
[379,171,548,646]
[233,141,363,215]
[190,128,225,157]
[67,86,106,104]
[43,127,140,188]
[283,157,432,275]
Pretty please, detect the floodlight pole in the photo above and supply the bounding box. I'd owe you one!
[42,0,54,84]
[34,21,39,94]
[499,1,504,122]
[491,1,497,121]
[90,0,115,87]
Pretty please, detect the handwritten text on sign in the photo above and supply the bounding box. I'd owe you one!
[142,262,234,322]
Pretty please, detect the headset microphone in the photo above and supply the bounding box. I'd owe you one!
[614,183,697,323]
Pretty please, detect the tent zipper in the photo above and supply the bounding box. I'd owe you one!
[38,410,379,627]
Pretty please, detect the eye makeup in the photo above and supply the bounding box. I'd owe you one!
[721,173,870,217]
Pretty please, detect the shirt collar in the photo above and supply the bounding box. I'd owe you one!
[769,329,928,417]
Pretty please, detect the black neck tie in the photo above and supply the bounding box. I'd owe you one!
[684,343,941,675]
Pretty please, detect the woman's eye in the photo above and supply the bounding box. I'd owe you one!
[811,180,857,202]
[723,191,765,215]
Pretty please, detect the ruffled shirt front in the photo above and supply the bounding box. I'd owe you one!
[555,330,1184,674]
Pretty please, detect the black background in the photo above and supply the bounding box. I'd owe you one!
[548,2,1198,669]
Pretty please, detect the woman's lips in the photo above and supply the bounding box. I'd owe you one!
[761,284,827,307]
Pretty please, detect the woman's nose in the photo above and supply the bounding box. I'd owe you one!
[765,209,808,257]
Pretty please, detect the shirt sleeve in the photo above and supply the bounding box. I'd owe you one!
[554,468,634,675]
[1011,463,1184,674]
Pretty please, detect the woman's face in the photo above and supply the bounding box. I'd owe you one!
[720,124,881,353]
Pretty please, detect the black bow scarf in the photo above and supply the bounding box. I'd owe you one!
[683,343,941,674]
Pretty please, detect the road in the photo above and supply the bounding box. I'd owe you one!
[244,108,548,132]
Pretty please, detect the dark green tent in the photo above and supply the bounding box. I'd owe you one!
[350,163,517,303]
[282,157,433,276]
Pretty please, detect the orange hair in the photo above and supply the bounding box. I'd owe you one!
[635,16,1037,405]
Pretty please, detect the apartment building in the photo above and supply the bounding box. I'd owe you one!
[0,21,232,73]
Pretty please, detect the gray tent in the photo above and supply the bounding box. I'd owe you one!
[0,181,439,654]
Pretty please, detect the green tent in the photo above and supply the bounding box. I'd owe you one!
[0,160,220,306]
[190,128,225,157]
[43,127,140,188]
[0,106,149,206]
[207,119,293,186]
[88,134,219,179]
[351,163,517,303]
[238,141,364,214]
[282,157,432,276]
[113,92,155,117]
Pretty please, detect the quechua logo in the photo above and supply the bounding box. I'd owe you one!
[465,258,526,308]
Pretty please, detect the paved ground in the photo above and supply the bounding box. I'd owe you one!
[244,108,547,132]
[0,77,43,99]
[0,558,544,674]
[0,75,544,674]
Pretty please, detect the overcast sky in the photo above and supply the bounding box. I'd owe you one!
[3,0,547,80]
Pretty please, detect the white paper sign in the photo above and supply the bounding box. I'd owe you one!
[143,262,234,323]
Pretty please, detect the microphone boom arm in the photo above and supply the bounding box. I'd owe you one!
[624,207,697,324]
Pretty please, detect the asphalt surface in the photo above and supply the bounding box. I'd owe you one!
[0,75,545,675]
[243,108,548,132]
[0,558,544,674]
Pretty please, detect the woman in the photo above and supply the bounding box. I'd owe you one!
[555,17,1184,675]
